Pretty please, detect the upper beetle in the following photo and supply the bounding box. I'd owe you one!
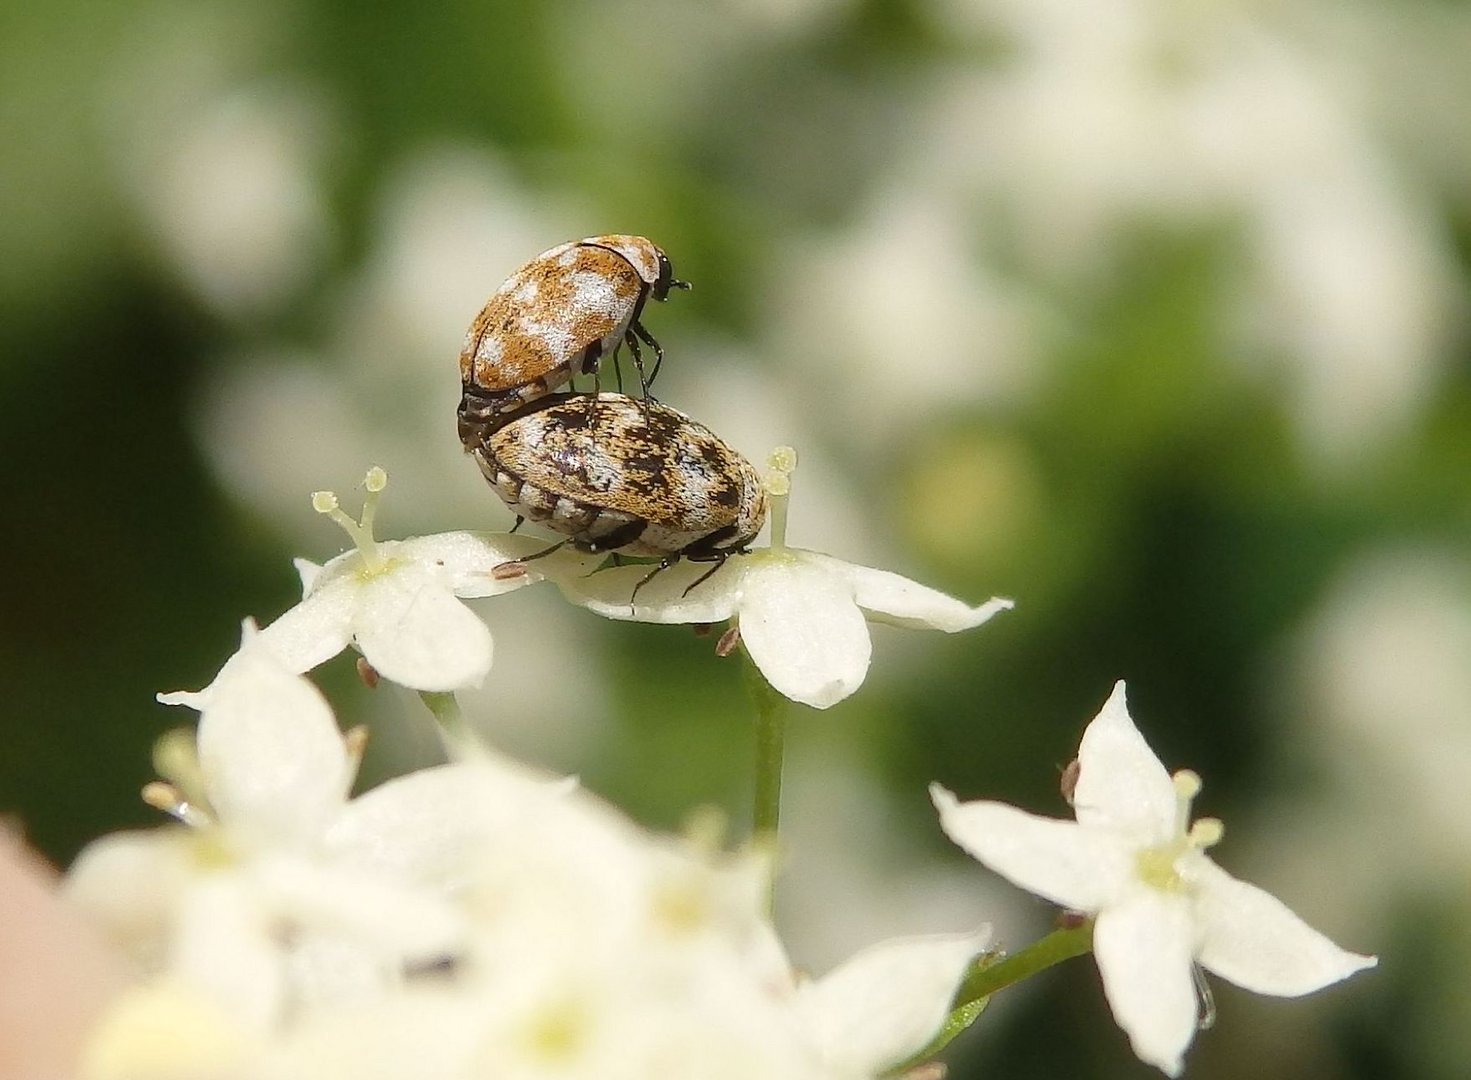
[468,392,766,600]
[457,235,688,446]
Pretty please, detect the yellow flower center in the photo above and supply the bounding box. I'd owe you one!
[1132,770,1224,894]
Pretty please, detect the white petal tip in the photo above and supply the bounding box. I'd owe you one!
[951,596,1015,632]
[157,689,205,709]
[928,783,960,813]
[293,557,325,596]
[794,680,851,709]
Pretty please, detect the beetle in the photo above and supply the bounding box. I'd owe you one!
[468,393,767,600]
[457,235,688,446]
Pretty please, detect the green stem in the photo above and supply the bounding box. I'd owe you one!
[883,920,1095,1076]
[420,691,477,758]
[742,649,788,913]
[954,921,1095,1007]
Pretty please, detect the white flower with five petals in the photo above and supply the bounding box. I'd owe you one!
[554,449,1011,709]
[931,682,1377,1076]
[171,468,597,700]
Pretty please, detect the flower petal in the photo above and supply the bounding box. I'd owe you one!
[931,784,1130,911]
[737,556,870,709]
[63,830,197,952]
[350,563,492,691]
[172,877,285,1032]
[293,557,323,596]
[196,633,350,844]
[554,557,744,624]
[325,758,575,891]
[392,532,601,599]
[257,858,465,966]
[1072,682,1178,841]
[1189,856,1377,996]
[1092,892,1198,1077]
[256,575,356,674]
[804,550,1014,632]
[795,930,990,1076]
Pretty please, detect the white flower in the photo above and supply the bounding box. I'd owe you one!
[554,449,1012,709]
[931,682,1377,1076]
[68,626,571,1035]
[792,930,990,1077]
[169,467,597,699]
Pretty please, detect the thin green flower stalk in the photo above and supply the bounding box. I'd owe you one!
[744,448,798,913]
[420,690,478,758]
[884,921,1095,1076]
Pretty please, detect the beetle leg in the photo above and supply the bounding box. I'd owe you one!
[631,321,666,391]
[623,331,652,413]
[514,538,569,563]
[508,515,525,534]
[680,552,730,598]
[629,554,681,610]
[580,339,603,377]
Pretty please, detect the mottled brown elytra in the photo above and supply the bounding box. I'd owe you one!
[457,236,688,447]
[468,393,766,602]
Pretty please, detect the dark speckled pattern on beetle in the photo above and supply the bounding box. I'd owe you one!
[470,393,767,560]
[457,235,685,447]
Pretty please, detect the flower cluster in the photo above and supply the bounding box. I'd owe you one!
[72,630,986,1080]
[57,467,1376,1079]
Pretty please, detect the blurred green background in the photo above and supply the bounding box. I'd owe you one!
[3,0,1469,1076]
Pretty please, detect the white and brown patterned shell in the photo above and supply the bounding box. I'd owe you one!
[474,394,767,558]
[459,240,646,393]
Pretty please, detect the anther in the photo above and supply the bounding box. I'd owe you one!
[343,725,370,789]
[1060,758,1081,806]
[142,782,211,828]
[152,728,205,809]
[763,445,799,550]
[1172,769,1203,833]
[714,624,742,657]
[355,657,381,689]
[1188,818,1224,849]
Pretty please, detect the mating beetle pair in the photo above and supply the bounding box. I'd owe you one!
[456,236,767,595]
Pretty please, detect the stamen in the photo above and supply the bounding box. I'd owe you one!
[1171,769,1202,833]
[343,725,370,790]
[142,781,212,828]
[311,470,389,573]
[682,805,727,854]
[1192,963,1217,1030]
[358,466,387,539]
[763,446,798,551]
[1059,758,1081,806]
[152,728,208,811]
[355,657,381,689]
[1188,818,1224,849]
[714,624,742,657]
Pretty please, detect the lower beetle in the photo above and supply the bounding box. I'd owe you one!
[468,393,767,598]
